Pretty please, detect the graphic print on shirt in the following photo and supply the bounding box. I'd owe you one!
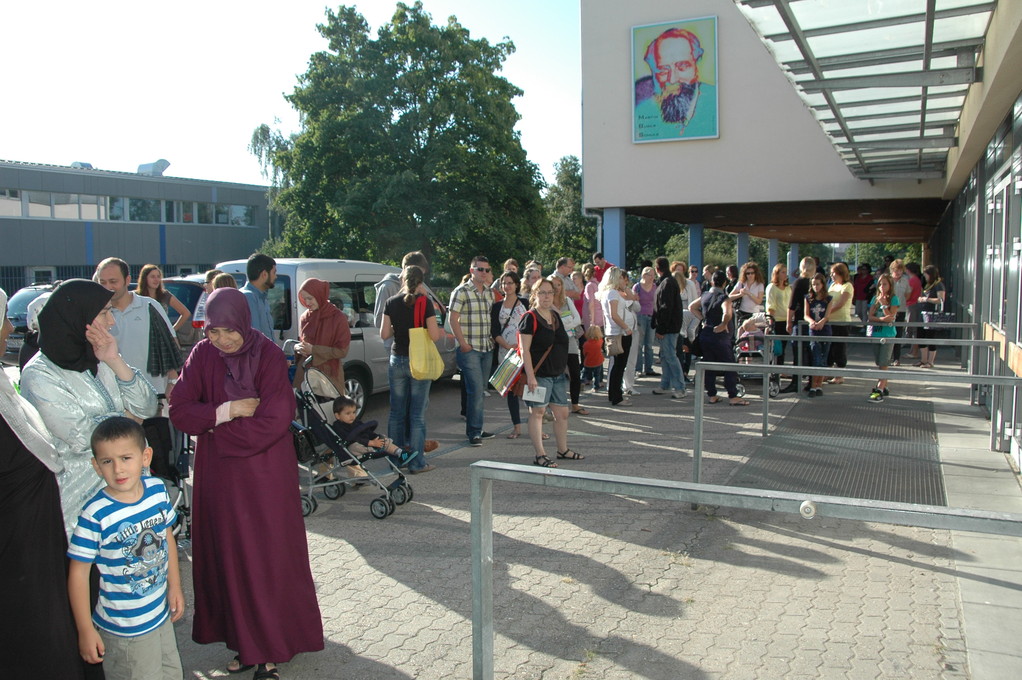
[115,516,169,596]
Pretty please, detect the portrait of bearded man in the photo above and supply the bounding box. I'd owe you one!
[633,22,718,142]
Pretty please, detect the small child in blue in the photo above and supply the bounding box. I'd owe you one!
[67,417,184,680]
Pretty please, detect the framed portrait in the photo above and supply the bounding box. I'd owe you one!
[632,16,719,143]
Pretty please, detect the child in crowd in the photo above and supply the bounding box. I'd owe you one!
[867,274,900,402]
[581,325,605,392]
[67,417,184,680]
[804,273,834,398]
[331,396,436,474]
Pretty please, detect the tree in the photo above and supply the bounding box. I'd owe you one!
[250,2,546,276]
[536,156,596,267]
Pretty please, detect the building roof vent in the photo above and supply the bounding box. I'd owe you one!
[137,159,170,176]
[70,161,94,170]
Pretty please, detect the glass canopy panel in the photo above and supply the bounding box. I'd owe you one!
[734,0,995,179]
[807,24,924,59]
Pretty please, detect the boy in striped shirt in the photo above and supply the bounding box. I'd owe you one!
[68,417,184,680]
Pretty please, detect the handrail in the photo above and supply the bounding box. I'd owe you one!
[469,461,1022,680]
[691,361,1022,482]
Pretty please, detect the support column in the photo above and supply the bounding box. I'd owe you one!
[787,244,800,284]
[603,208,626,269]
[689,223,704,271]
[736,232,750,267]
[768,238,779,275]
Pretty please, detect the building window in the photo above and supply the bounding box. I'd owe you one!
[197,202,213,224]
[180,201,195,223]
[0,189,19,217]
[27,191,51,218]
[230,205,255,226]
[128,198,161,222]
[53,193,79,219]
[109,197,125,221]
[215,203,230,225]
[80,194,106,220]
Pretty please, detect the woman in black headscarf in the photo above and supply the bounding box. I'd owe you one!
[19,279,158,538]
[0,287,85,679]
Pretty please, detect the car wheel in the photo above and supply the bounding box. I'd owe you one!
[345,369,370,419]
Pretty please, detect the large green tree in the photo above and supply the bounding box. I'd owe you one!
[250,2,545,276]
[536,155,596,266]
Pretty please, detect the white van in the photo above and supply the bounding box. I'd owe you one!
[215,258,457,414]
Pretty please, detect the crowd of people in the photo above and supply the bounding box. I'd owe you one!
[0,245,947,679]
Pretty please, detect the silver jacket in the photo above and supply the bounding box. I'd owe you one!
[20,353,158,538]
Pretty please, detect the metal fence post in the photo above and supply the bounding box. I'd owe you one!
[471,469,494,680]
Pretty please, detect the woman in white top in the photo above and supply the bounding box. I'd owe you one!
[676,265,701,379]
[598,267,634,407]
[765,263,792,366]
[729,261,765,326]
[619,271,642,396]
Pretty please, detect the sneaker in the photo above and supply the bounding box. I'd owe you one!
[469,437,483,447]
[424,439,440,453]
[882,388,890,396]
[671,390,686,399]
[868,390,884,402]
[409,464,436,475]
[625,388,642,395]
[778,383,799,394]
[807,389,817,398]
[814,388,823,397]
[615,399,633,407]
[644,370,660,377]
[652,388,673,395]
[479,431,496,439]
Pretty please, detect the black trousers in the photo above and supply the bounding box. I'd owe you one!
[608,334,633,404]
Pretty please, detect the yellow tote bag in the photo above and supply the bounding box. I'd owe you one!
[409,296,443,381]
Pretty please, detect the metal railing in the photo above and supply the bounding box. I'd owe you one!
[469,461,1022,680]
[691,361,1022,479]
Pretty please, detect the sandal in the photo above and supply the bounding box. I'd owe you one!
[556,449,585,460]
[571,406,590,415]
[533,455,558,467]
[227,656,255,674]
[707,396,723,404]
[542,433,550,440]
[506,432,521,439]
[729,398,751,406]
[254,665,280,680]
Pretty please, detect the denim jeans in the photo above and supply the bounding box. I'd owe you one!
[387,354,430,471]
[456,349,490,439]
[658,332,685,392]
[635,313,655,374]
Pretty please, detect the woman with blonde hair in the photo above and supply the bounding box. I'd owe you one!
[598,267,634,406]
[826,262,854,383]
[765,263,791,365]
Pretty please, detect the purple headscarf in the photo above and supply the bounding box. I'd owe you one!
[204,287,265,400]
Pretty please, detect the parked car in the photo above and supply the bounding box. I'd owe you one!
[215,258,458,417]
[3,283,57,365]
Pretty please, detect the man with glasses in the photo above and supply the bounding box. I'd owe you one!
[450,256,497,446]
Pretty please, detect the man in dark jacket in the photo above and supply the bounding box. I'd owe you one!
[652,256,686,397]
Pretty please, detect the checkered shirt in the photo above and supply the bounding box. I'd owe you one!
[449,280,495,352]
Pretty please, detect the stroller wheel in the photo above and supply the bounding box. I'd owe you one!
[301,495,318,517]
[768,382,781,398]
[404,483,414,503]
[386,497,396,515]
[390,484,409,506]
[323,482,345,500]
[735,383,746,398]
[370,496,390,519]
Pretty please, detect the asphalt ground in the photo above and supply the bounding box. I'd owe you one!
[173,347,1022,679]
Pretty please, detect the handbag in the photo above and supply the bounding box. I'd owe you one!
[490,349,524,397]
[922,311,954,329]
[605,334,624,356]
[408,296,443,381]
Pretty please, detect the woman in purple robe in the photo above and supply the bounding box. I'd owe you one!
[170,288,322,680]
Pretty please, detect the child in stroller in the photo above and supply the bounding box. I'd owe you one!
[331,396,436,475]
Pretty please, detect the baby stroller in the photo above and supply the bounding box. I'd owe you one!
[143,417,192,545]
[733,313,780,398]
[287,343,413,519]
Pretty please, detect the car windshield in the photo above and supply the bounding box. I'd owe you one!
[7,287,50,320]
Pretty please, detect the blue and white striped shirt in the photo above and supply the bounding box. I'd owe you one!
[68,476,176,637]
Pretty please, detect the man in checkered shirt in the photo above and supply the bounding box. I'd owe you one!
[449,255,497,446]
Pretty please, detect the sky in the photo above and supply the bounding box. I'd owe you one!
[1,0,581,187]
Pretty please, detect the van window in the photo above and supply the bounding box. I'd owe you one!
[328,282,378,328]
[269,275,292,332]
